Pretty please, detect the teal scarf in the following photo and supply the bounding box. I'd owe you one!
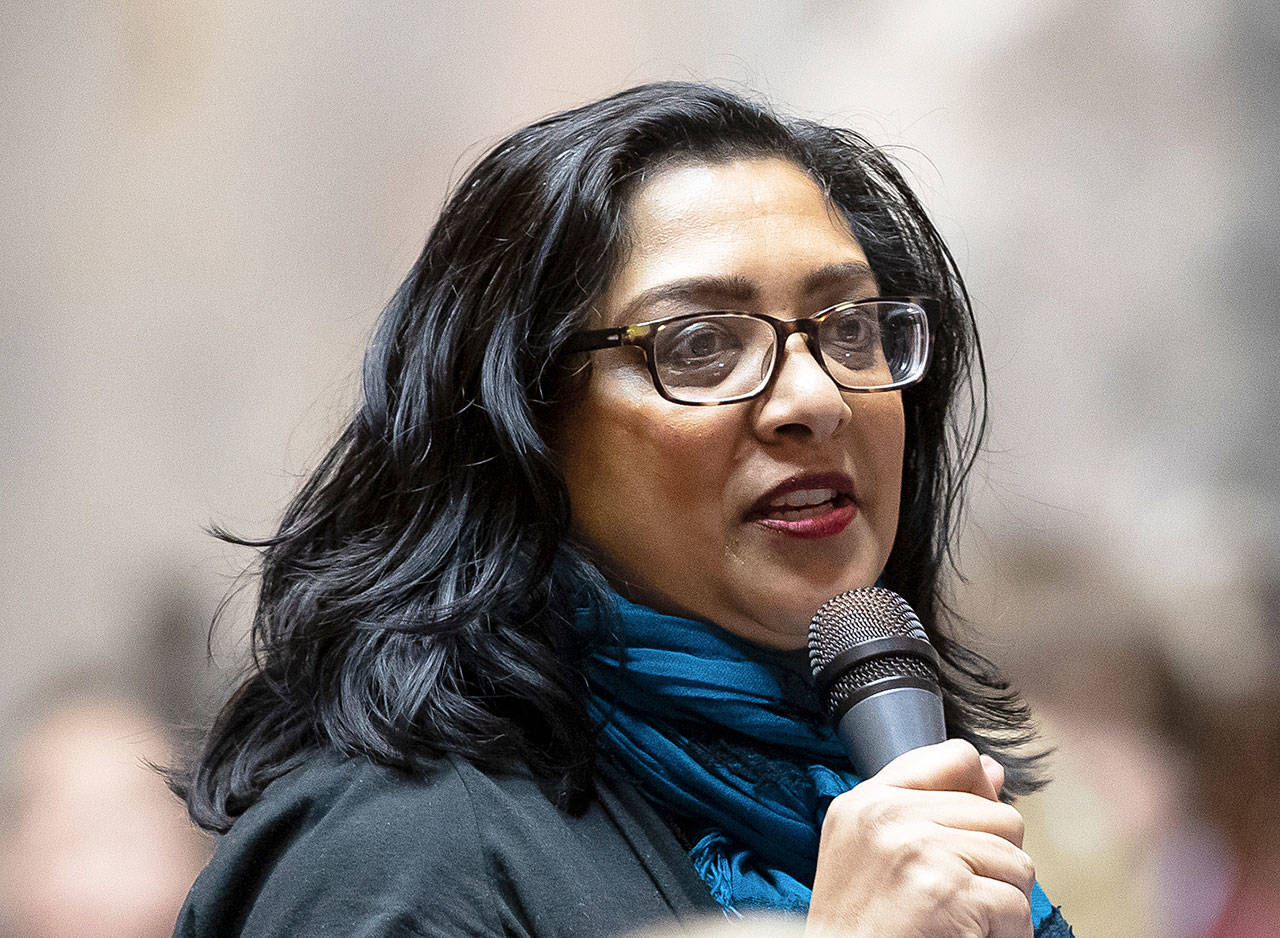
[578,590,1057,926]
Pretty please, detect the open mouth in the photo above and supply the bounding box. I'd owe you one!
[756,487,851,521]
[748,473,858,539]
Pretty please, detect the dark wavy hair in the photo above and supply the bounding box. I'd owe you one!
[173,81,1042,833]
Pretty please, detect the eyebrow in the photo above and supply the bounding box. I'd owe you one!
[801,261,878,295]
[618,274,755,322]
[619,260,878,322]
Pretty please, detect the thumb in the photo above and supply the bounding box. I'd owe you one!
[873,739,996,797]
[979,753,1005,800]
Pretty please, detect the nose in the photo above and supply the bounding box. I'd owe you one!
[754,333,851,443]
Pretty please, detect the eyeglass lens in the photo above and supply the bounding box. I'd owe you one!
[651,301,922,403]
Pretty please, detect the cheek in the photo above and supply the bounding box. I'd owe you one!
[558,381,736,546]
[847,394,906,533]
[872,401,905,481]
[873,404,906,534]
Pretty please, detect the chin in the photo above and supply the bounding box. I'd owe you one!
[748,569,881,646]
[734,598,826,651]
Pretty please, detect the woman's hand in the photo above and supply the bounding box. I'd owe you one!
[805,740,1035,938]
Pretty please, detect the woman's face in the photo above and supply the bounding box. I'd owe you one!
[556,158,905,649]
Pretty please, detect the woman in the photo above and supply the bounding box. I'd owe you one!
[173,83,1072,936]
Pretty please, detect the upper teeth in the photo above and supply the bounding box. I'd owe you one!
[771,488,837,509]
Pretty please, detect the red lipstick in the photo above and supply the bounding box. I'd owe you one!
[748,472,857,540]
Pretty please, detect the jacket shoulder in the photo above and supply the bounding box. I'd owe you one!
[176,751,500,938]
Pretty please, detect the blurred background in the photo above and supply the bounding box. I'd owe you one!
[3,1,1277,935]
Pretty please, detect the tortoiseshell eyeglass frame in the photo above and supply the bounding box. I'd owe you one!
[561,297,935,405]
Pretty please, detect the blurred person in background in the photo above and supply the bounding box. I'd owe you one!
[1164,573,1280,938]
[965,536,1280,938]
[170,82,1072,936]
[0,681,210,938]
[1192,689,1280,938]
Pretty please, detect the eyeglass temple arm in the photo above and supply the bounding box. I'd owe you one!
[562,325,648,354]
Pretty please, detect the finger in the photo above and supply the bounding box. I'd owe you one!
[980,753,1005,798]
[905,791,1026,847]
[969,877,1033,938]
[948,828,1036,895]
[874,739,996,799]
[827,785,1026,847]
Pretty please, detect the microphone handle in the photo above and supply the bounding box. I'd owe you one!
[836,686,946,778]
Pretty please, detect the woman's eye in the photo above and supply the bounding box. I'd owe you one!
[828,312,878,351]
[821,310,886,375]
[663,321,744,366]
[654,319,751,390]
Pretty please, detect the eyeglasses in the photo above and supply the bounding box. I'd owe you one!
[563,297,933,405]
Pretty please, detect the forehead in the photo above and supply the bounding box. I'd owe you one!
[602,158,872,322]
[624,157,849,246]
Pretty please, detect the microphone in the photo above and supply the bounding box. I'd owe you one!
[808,587,946,778]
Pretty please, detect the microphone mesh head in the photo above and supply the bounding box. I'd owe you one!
[808,588,940,716]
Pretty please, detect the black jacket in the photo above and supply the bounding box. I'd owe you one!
[175,752,717,937]
[175,751,1074,937]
